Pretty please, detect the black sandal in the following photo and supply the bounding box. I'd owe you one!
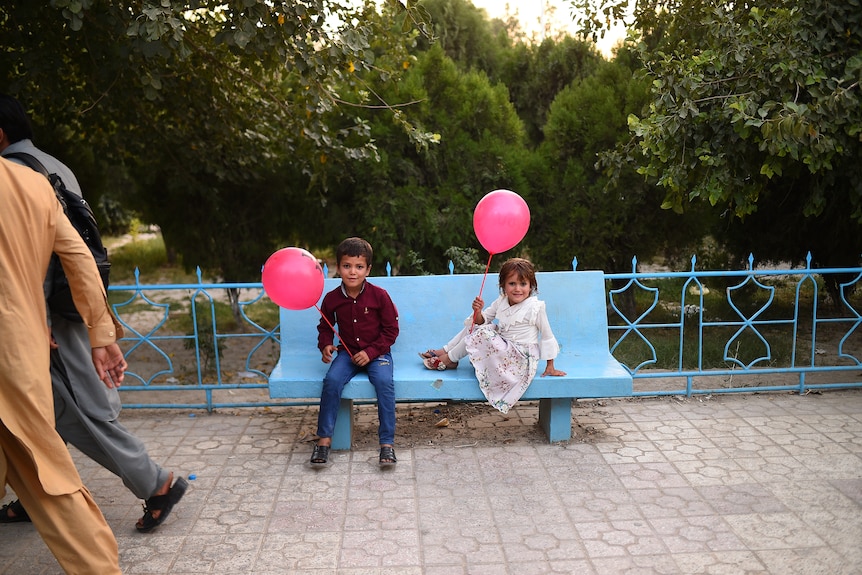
[0,499,30,523]
[136,476,189,533]
[379,446,397,467]
[310,444,330,467]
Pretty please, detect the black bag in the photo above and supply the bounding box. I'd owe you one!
[5,152,111,321]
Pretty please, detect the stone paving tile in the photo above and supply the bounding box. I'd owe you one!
[672,550,769,574]
[559,489,644,523]
[629,486,715,518]
[0,389,860,574]
[646,515,747,553]
[590,553,680,574]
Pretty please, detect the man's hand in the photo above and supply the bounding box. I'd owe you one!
[91,343,127,388]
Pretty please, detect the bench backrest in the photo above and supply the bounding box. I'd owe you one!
[277,270,611,360]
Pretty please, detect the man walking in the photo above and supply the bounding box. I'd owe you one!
[0,155,126,573]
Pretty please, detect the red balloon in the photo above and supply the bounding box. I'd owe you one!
[261,247,325,310]
[473,189,530,254]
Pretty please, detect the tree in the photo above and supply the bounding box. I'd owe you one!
[576,0,862,267]
[416,0,512,77]
[0,0,432,282]
[331,45,532,275]
[499,36,602,146]
[533,55,708,276]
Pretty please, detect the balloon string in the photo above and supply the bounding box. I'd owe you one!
[471,252,494,333]
[315,304,354,357]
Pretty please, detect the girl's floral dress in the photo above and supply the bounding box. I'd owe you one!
[464,295,559,414]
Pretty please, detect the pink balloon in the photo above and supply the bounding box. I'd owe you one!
[261,247,325,310]
[473,189,530,254]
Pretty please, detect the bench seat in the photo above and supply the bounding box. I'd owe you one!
[269,270,633,448]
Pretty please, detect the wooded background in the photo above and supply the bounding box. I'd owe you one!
[2,0,859,281]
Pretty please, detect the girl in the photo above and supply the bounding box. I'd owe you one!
[419,258,566,413]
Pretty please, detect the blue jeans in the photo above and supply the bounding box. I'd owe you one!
[316,351,396,445]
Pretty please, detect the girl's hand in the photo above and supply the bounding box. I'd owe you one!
[541,360,566,377]
[471,297,484,325]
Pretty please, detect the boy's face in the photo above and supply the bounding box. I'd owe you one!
[338,255,370,291]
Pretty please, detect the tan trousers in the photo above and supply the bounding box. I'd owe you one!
[0,422,120,575]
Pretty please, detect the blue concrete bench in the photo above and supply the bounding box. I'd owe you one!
[268,270,632,449]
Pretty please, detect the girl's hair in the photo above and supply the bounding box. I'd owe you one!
[499,258,537,295]
[336,237,373,266]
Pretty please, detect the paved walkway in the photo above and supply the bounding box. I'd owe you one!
[1,390,861,574]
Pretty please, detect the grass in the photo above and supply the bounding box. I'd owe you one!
[107,235,281,332]
[107,235,193,284]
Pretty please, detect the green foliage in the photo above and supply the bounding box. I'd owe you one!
[330,45,532,274]
[444,247,487,274]
[0,0,433,281]
[581,0,862,268]
[498,37,603,146]
[108,237,171,282]
[532,57,710,271]
[417,0,512,76]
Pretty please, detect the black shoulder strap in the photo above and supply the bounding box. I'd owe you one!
[4,151,51,178]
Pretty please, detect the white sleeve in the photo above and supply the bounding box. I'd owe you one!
[536,301,560,360]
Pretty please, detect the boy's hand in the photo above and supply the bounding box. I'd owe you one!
[352,350,370,366]
[321,345,336,364]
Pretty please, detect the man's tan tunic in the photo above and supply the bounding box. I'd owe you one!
[0,157,123,573]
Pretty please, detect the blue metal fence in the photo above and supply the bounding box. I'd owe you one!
[111,257,861,411]
[600,254,861,397]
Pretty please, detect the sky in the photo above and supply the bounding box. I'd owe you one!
[469,0,627,57]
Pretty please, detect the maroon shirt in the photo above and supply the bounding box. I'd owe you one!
[317,280,399,360]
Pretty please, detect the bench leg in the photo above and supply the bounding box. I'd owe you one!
[538,398,573,443]
[330,398,354,450]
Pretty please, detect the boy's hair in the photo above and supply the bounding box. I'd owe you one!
[336,237,373,266]
[499,258,538,294]
[0,94,34,144]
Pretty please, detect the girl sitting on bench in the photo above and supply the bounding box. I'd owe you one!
[419,257,566,414]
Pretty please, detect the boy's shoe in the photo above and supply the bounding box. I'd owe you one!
[379,446,397,467]
[310,444,330,468]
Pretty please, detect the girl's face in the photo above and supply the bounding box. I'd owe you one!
[503,272,530,305]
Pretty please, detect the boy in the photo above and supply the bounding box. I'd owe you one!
[311,237,399,467]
